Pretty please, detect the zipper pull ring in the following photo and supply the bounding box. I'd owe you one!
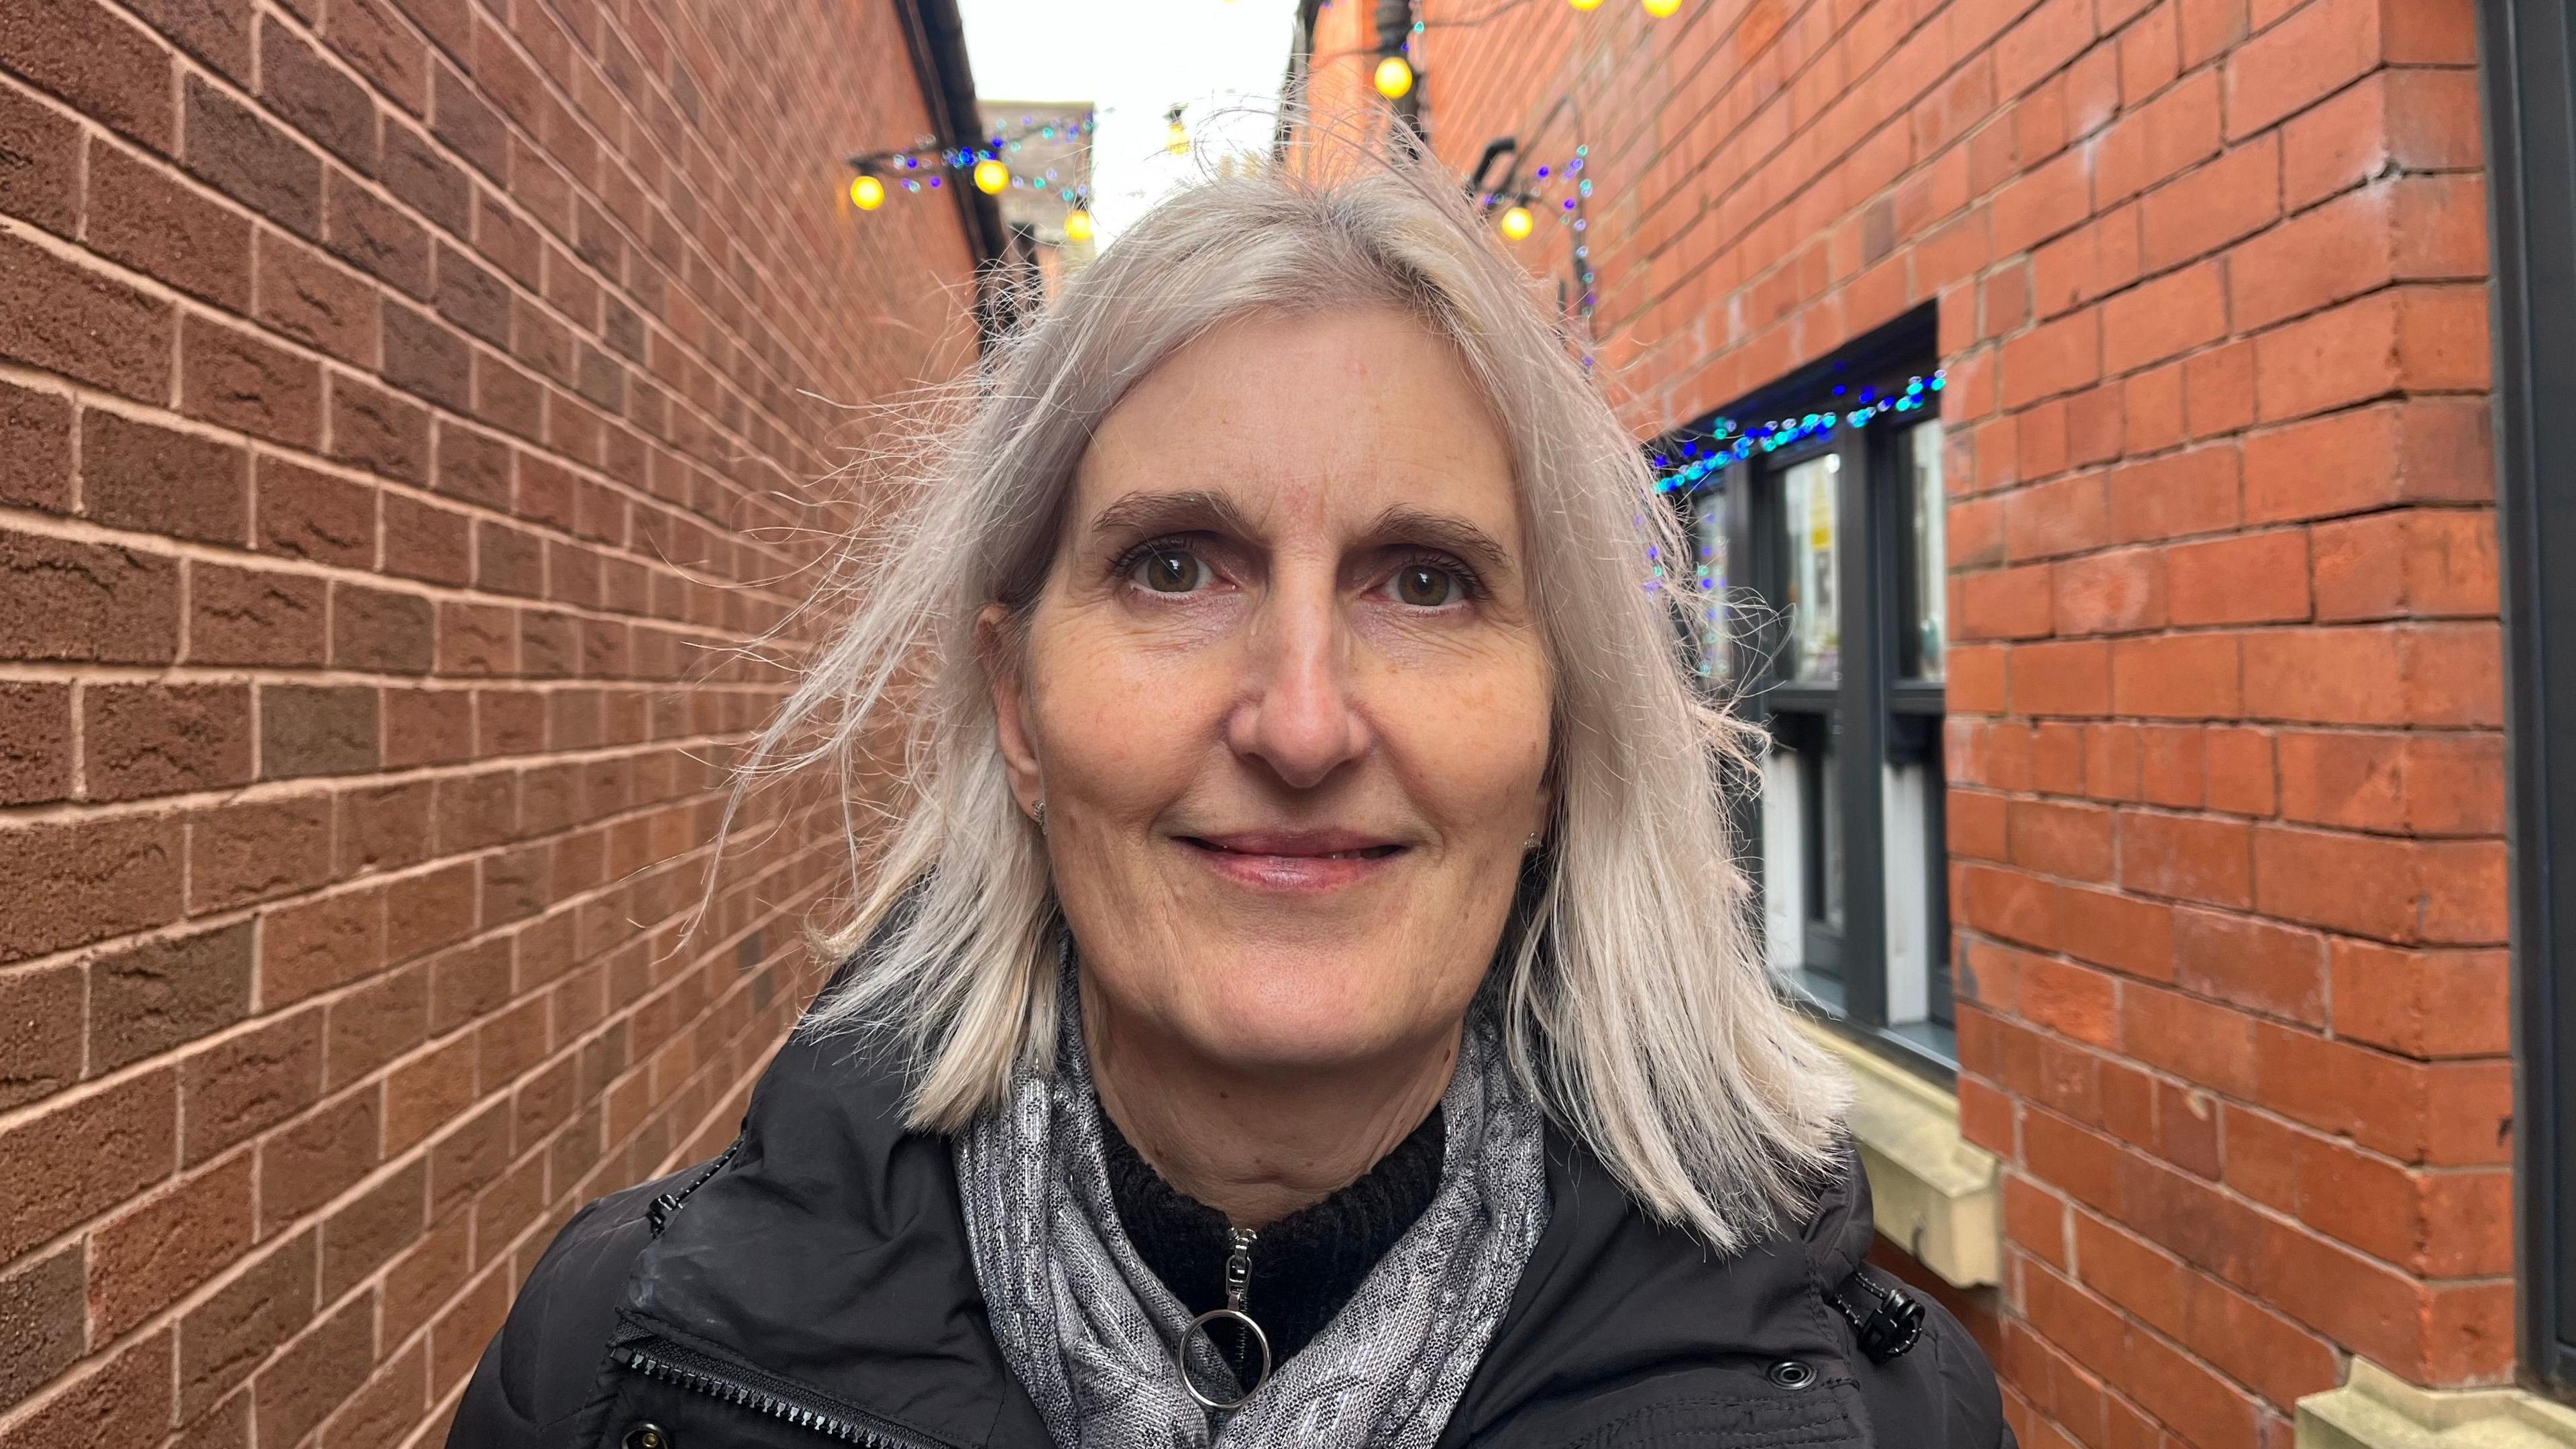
[1181,1227,1272,1411]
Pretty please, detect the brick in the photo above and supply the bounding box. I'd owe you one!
[0,814,179,964]
[263,883,388,1008]
[2002,308,2100,409]
[87,1151,254,1340]
[83,683,252,800]
[0,1069,175,1264]
[2112,634,2236,716]
[0,1245,85,1414]
[2099,260,2224,375]
[2165,530,2308,626]
[84,407,251,545]
[256,229,378,366]
[260,16,375,173]
[260,682,381,778]
[328,0,429,115]
[2284,69,2485,213]
[2183,338,2255,439]
[183,314,325,447]
[383,115,469,234]
[323,167,431,297]
[2119,809,2251,908]
[189,561,327,666]
[2107,444,2239,544]
[0,1325,173,1448]
[0,76,82,235]
[2051,547,2165,635]
[2139,134,2277,274]
[2172,906,2325,1024]
[180,1008,321,1165]
[430,61,505,182]
[0,959,80,1110]
[128,0,254,84]
[384,492,473,586]
[1996,144,2096,263]
[2097,68,2220,205]
[255,1291,376,1448]
[2245,403,2444,524]
[177,1230,315,1418]
[87,920,254,1077]
[83,139,252,309]
[329,374,431,483]
[2223,0,2383,140]
[2253,290,2482,425]
[2330,938,2510,1059]
[436,239,511,347]
[260,1089,380,1229]
[0,0,174,152]
[258,455,376,567]
[186,795,332,911]
[334,582,437,673]
[382,299,472,412]
[182,74,321,237]
[0,378,72,517]
[0,229,174,402]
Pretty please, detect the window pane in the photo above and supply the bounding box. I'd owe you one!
[1780,455,1840,683]
[1813,735,1845,930]
[1693,492,1731,683]
[1906,422,1947,682]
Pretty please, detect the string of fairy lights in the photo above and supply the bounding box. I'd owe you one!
[1651,374,1949,493]
[846,110,1099,243]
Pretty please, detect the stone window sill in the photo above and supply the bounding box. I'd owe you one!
[1799,1020,2000,1289]
[2298,1360,2576,1448]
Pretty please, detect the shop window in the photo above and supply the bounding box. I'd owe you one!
[1658,311,1955,1074]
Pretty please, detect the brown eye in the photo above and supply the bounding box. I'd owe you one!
[1134,547,1205,593]
[1393,564,1458,607]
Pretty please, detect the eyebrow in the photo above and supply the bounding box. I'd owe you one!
[1081,492,1518,578]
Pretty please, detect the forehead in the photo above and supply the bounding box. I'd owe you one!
[1073,306,1517,535]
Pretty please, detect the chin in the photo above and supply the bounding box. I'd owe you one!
[1169,946,1445,1073]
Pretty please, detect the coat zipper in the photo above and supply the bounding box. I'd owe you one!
[610,1333,950,1449]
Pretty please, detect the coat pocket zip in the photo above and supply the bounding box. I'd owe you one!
[610,1331,950,1449]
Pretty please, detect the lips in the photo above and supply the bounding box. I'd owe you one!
[1175,830,1407,892]
[1180,830,1405,859]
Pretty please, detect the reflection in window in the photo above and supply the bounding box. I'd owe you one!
[1814,735,1845,930]
[1907,423,1947,682]
[1694,496,1731,683]
[1781,455,1839,683]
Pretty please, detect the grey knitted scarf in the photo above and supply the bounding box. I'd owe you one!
[955,974,1549,1449]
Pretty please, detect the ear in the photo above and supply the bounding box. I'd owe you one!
[975,603,1044,818]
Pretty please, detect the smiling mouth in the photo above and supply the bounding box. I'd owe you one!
[1179,837,1405,861]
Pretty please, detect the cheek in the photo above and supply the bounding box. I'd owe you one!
[1024,614,1229,813]
[1362,641,1552,829]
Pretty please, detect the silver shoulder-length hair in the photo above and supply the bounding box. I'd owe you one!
[733,158,1849,1250]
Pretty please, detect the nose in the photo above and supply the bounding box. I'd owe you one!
[1225,575,1371,790]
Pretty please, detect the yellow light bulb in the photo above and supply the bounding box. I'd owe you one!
[1065,209,1094,244]
[1642,0,1681,13]
[1499,205,1534,241]
[973,158,1008,194]
[1374,55,1414,99]
[849,174,884,210]
[1569,0,1605,9]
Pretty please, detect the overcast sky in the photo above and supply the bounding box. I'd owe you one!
[957,0,1305,243]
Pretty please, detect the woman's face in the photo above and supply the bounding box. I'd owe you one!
[989,305,1552,1078]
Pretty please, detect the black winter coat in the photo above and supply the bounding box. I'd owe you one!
[451,1013,2014,1449]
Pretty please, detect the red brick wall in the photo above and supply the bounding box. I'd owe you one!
[1303,0,2512,1443]
[0,1,978,1444]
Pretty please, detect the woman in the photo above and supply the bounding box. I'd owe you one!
[453,164,2010,1449]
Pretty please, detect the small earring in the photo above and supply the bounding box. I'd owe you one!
[1031,800,1047,833]
[1524,830,1544,851]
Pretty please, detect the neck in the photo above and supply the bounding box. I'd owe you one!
[1080,974,1459,1228]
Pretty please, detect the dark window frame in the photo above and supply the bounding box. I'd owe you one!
[2481,0,2576,1397]
[1657,307,1956,1081]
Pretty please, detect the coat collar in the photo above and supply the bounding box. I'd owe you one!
[617,996,1875,1449]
